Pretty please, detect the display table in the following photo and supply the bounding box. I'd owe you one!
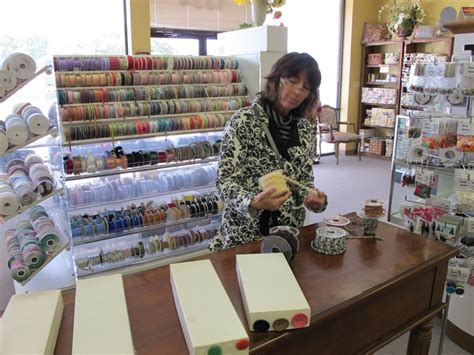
[54,218,457,354]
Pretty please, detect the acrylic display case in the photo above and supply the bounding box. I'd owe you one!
[53,55,251,277]
[0,54,73,293]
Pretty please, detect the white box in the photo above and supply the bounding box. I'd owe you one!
[217,25,287,55]
[236,253,310,332]
[170,260,249,355]
[72,274,135,355]
[0,289,63,355]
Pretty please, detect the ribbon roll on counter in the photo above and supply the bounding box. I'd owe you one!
[311,227,347,256]
[3,53,36,80]
[5,114,29,145]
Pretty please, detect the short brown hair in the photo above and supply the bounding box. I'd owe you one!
[260,52,321,118]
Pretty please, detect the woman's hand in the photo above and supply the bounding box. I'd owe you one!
[250,187,291,211]
[304,189,327,212]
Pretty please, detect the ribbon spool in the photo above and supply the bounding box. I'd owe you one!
[268,225,300,261]
[0,121,8,154]
[324,215,351,227]
[439,147,461,162]
[261,235,295,262]
[5,114,29,146]
[311,227,347,256]
[407,139,425,163]
[0,69,17,91]
[258,170,290,197]
[3,53,36,80]
[0,183,20,216]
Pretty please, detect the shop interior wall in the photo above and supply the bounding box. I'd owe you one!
[340,0,471,153]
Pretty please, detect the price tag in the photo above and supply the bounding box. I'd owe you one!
[422,120,440,136]
[455,169,474,191]
[426,63,445,77]
[458,121,474,135]
[415,168,436,185]
[467,217,474,233]
[464,63,474,77]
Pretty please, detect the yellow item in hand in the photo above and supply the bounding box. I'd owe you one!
[258,170,290,196]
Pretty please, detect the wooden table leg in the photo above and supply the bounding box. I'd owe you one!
[407,317,434,355]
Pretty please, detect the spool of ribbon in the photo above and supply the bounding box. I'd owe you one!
[0,122,8,154]
[5,114,29,145]
[407,141,425,163]
[439,147,461,162]
[3,53,36,80]
[0,69,17,91]
[0,188,19,216]
[311,227,347,255]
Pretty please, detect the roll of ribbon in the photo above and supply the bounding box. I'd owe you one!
[260,235,293,262]
[37,229,60,253]
[439,147,461,162]
[311,227,347,255]
[0,129,8,154]
[5,114,29,145]
[3,53,36,80]
[0,69,17,91]
[407,141,425,163]
[25,113,49,135]
[0,190,20,216]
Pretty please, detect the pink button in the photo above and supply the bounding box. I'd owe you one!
[291,313,308,328]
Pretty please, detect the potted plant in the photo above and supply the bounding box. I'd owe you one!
[234,0,285,27]
[378,0,426,38]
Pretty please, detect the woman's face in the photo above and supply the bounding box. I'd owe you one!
[277,70,312,115]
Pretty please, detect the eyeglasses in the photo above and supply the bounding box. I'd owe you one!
[280,77,312,95]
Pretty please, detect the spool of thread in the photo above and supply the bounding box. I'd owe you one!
[3,53,36,80]
[5,114,29,146]
[0,69,17,91]
[311,227,347,255]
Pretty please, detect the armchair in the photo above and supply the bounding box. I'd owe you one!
[317,105,361,165]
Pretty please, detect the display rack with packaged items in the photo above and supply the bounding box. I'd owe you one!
[388,111,473,311]
[359,37,453,159]
[53,55,251,277]
[0,53,70,289]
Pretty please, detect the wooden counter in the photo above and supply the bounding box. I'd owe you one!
[55,219,458,354]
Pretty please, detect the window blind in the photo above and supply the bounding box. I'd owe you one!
[150,0,250,31]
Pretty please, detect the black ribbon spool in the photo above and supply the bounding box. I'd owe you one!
[260,234,299,262]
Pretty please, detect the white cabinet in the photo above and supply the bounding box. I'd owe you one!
[218,26,288,99]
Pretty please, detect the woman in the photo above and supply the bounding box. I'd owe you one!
[209,52,327,251]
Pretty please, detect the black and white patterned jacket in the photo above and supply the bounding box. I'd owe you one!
[208,97,316,251]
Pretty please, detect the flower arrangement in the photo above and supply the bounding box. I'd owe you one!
[234,0,285,19]
[378,0,425,38]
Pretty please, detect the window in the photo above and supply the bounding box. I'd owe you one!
[150,29,217,56]
[266,1,345,155]
[0,0,126,118]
